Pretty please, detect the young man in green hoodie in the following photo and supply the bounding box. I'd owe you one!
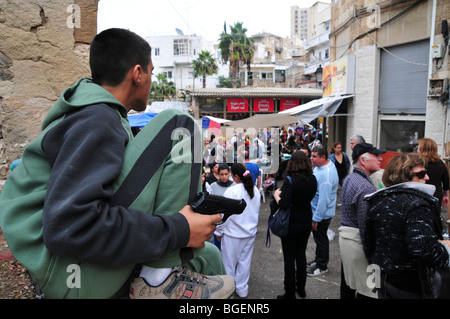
[0,28,234,299]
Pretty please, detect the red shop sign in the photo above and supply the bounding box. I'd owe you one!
[280,98,300,111]
[227,98,249,112]
[253,98,274,112]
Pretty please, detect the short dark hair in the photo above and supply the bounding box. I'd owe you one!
[90,28,151,86]
[312,146,327,159]
[218,163,229,172]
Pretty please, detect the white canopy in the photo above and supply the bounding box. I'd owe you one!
[220,95,353,129]
[279,95,354,125]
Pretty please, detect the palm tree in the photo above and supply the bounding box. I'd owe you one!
[149,73,176,101]
[218,22,255,88]
[192,50,218,88]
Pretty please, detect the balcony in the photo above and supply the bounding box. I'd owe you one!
[304,31,330,50]
[173,54,193,65]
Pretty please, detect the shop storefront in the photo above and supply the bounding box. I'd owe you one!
[191,88,323,121]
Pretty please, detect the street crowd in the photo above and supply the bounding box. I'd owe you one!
[202,125,450,299]
[1,28,449,300]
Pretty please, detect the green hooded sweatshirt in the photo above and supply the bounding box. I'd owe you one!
[0,78,193,298]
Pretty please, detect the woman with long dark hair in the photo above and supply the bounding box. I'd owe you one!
[214,163,261,298]
[273,151,318,299]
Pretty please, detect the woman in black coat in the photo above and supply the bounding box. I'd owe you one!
[273,151,317,299]
[363,153,450,299]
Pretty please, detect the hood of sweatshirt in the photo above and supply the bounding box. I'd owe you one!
[42,78,128,130]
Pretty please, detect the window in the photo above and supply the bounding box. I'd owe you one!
[174,38,190,55]
[379,39,429,114]
[379,118,425,152]
[154,48,160,56]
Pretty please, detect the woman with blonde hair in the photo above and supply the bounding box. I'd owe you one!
[363,153,450,298]
[418,138,449,208]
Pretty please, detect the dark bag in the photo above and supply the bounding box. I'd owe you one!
[417,200,450,299]
[266,176,292,246]
[419,263,450,299]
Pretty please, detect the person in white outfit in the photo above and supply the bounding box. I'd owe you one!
[215,163,261,298]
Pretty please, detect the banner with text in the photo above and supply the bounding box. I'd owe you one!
[227,98,249,112]
[279,98,300,112]
[253,98,274,112]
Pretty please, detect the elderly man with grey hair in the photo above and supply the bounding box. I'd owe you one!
[349,135,366,151]
[339,143,385,299]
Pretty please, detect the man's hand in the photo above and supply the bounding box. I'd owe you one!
[179,205,222,248]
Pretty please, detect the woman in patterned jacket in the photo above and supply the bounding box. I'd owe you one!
[363,153,450,299]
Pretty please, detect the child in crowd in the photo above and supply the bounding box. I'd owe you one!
[215,163,261,298]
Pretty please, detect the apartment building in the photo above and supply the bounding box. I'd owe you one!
[325,0,449,157]
[145,34,227,92]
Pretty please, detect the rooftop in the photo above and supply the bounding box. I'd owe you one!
[190,87,323,98]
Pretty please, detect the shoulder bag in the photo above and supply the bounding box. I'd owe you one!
[266,176,292,246]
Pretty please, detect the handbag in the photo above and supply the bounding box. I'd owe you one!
[266,176,292,246]
[417,203,450,299]
[419,263,450,299]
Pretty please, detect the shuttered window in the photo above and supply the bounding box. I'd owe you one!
[379,39,429,114]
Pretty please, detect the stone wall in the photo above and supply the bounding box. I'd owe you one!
[0,0,97,181]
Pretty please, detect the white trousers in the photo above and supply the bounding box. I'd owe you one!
[221,235,256,297]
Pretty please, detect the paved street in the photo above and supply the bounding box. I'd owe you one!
[246,180,341,299]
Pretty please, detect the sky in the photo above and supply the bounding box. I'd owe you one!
[97,0,330,42]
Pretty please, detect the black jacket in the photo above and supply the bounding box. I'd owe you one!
[362,183,449,275]
[271,174,317,234]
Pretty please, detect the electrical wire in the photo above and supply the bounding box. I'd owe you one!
[337,0,427,61]
[353,15,428,67]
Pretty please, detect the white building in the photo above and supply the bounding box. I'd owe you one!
[302,2,331,78]
[145,34,227,92]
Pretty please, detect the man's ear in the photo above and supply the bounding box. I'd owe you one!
[358,156,365,166]
[131,64,143,86]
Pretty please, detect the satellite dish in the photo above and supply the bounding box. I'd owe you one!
[175,28,184,35]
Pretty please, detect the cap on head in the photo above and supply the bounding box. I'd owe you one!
[352,143,386,162]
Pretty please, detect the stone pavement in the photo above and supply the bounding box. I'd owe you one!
[245,181,342,299]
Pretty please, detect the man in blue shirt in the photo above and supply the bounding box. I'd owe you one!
[308,146,339,276]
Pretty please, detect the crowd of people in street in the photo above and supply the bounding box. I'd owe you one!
[2,28,450,300]
[203,123,450,299]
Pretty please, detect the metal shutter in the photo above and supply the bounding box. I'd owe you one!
[379,39,429,114]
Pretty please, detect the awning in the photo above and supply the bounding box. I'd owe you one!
[203,116,230,124]
[279,95,354,125]
[128,113,157,127]
[221,113,298,129]
[202,116,229,130]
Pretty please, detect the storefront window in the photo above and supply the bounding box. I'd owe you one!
[199,98,223,114]
[379,119,425,152]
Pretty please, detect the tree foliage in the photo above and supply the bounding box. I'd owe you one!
[218,22,255,88]
[192,50,218,88]
[149,73,176,101]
